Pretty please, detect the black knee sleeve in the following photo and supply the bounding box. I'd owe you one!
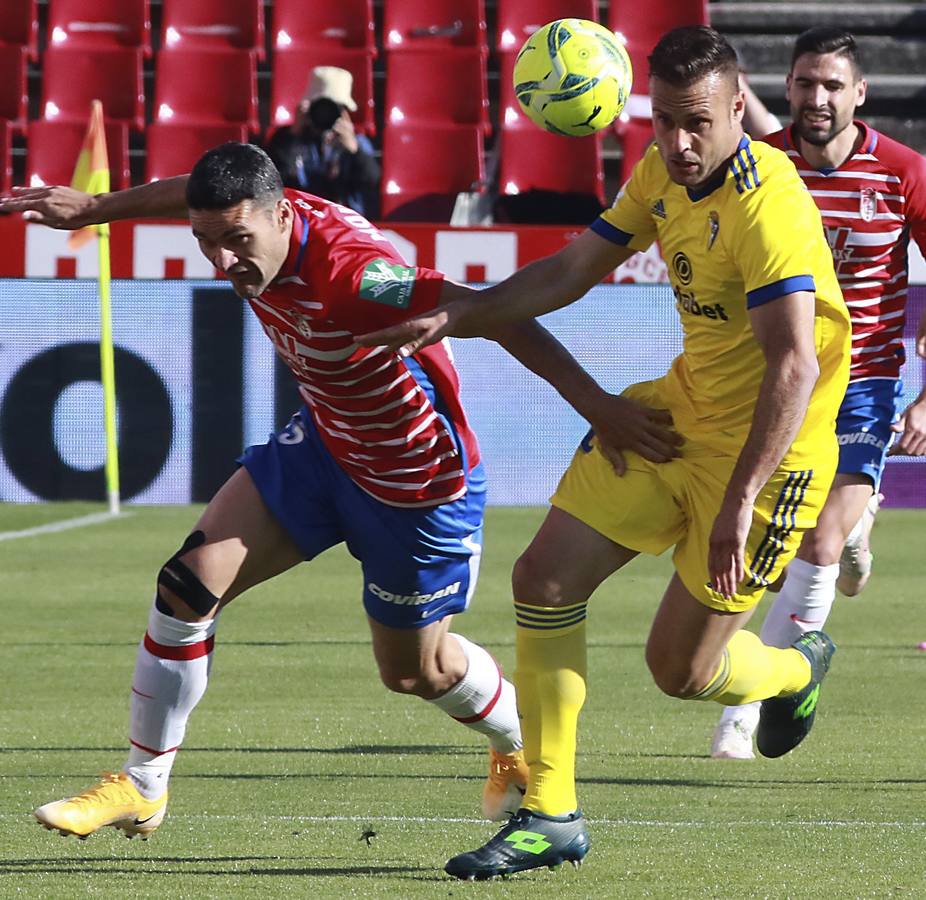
[155,530,220,617]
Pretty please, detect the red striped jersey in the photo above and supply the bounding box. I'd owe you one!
[769,122,926,380]
[253,190,480,507]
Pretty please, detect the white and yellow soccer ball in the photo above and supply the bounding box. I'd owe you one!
[512,18,633,137]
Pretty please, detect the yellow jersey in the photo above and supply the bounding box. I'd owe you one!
[592,135,850,469]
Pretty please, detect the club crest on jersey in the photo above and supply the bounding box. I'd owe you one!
[359,259,416,308]
[707,211,720,250]
[859,186,879,222]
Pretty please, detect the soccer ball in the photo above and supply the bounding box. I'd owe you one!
[512,18,633,137]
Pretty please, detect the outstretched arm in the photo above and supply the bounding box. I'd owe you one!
[0,176,190,228]
[491,318,681,473]
[356,229,635,356]
[429,280,680,472]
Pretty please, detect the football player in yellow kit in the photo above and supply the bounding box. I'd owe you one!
[360,25,850,881]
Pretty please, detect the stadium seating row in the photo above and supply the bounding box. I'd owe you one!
[2,0,708,57]
[0,0,707,220]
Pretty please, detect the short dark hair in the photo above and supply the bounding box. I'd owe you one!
[648,26,739,90]
[186,142,284,211]
[791,27,863,78]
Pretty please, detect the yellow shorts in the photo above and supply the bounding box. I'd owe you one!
[551,434,836,613]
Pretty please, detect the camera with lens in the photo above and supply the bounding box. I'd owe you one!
[307,97,342,132]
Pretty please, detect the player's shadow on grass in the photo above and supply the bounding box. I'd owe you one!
[2,744,482,756]
[0,857,430,878]
[579,774,926,788]
[10,639,374,648]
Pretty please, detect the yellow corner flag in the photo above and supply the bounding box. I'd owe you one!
[68,100,120,514]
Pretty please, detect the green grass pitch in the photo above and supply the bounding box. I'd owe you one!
[1,503,924,898]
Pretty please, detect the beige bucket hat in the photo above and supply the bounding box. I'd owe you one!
[304,65,358,112]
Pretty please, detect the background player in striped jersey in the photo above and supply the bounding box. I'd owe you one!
[5,143,635,841]
[712,27,926,759]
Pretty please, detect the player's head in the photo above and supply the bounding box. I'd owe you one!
[647,26,745,188]
[786,28,866,147]
[186,142,292,300]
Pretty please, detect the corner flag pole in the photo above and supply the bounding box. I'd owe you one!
[67,100,120,514]
[96,218,119,514]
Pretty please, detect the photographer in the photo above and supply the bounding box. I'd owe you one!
[265,66,380,217]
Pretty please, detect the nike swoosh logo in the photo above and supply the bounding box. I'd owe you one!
[789,613,823,628]
[134,812,161,826]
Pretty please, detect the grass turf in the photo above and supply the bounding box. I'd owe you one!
[1,503,924,898]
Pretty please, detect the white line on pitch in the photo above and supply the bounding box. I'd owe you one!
[183,814,926,829]
[0,511,131,542]
[4,812,923,828]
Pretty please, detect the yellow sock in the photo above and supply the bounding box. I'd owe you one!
[691,629,811,705]
[513,601,587,816]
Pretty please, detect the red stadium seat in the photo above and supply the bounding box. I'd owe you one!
[615,118,654,181]
[608,0,708,103]
[41,46,145,130]
[155,48,259,134]
[26,119,131,189]
[0,0,38,59]
[383,0,487,51]
[145,122,249,182]
[495,0,598,52]
[381,123,484,221]
[607,1,705,168]
[498,50,527,130]
[47,0,152,55]
[272,0,375,52]
[385,48,489,133]
[161,0,265,59]
[498,127,604,203]
[271,46,375,135]
[0,44,28,128]
[0,119,11,191]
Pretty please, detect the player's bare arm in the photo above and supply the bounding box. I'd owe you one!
[0,176,190,228]
[889,306,926,456]
[488,318,682,474]
[356,229,633,356]
[708,291,820,597]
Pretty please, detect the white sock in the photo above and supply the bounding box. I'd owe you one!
[718,559,838,731]
[123,603,217,799]
[760,557,839,648]
[429,633,522,754]
[718,699,761,731]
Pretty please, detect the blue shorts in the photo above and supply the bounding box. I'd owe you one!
[836,378,903,488]
[238,406,486,629]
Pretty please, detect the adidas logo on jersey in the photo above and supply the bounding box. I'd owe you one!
[651,199,667,219]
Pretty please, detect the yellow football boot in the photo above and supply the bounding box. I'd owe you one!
[34,772,167,840]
